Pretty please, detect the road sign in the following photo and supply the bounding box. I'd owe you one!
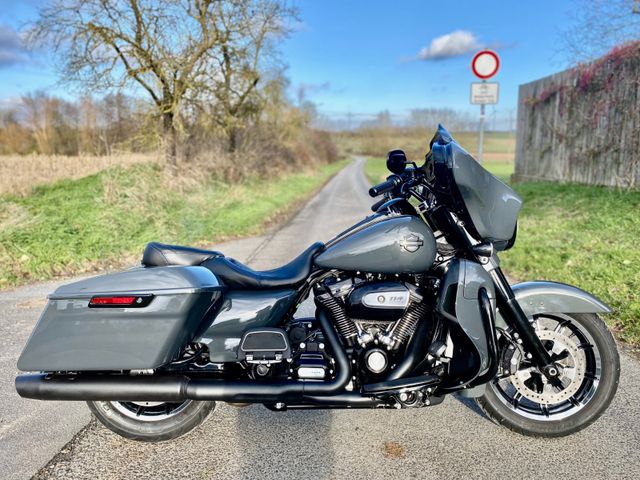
[471,50,500,80]
[471,50,500,164]
[471,82,499,104]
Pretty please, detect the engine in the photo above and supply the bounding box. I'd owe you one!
[235,274,436,386]
[315,274,433,381]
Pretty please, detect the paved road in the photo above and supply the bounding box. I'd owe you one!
[3,158,640,479]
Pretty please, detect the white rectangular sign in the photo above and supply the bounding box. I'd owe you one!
[470,82,499,105]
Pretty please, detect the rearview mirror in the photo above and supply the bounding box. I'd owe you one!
[386,149,408,174]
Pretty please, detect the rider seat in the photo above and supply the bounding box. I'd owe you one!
[142,241,324,289]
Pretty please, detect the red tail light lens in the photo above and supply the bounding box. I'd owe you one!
[89,295,153,308]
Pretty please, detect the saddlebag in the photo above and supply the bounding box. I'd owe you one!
[17,266,223,372]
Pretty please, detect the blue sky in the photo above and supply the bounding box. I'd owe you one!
[0,1,578,124]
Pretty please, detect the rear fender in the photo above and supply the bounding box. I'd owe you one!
[495,280,612,328]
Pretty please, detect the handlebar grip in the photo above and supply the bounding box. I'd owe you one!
[369,175,400,197]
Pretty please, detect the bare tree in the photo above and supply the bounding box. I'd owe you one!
[0,110,33,154]
[562,0,640,63]
[29,0,295,165]
[22,92,58,155]
[202,1,296,151]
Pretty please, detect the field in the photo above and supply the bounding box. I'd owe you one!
[362,130,640,347]
[0,153,153,197]
[362,130,515,184]
[337,129,516,166]
[0,159,346,287]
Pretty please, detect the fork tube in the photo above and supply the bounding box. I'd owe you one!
[489,267,554,370]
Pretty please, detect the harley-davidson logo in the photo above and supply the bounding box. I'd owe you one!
[400,234,424,253]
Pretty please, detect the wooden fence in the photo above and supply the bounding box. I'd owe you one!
[514,42,640,188]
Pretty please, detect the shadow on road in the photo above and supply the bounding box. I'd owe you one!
[235,405,335,478]
[452,394,491,421]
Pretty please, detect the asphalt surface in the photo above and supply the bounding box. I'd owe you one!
[2,157,640,479]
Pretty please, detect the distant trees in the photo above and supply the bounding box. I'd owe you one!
[355,108,475,132]
[0,93,152,156]
[407,108,476,132]
[29,0,297,165]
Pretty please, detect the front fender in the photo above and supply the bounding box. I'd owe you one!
[496,281,611,327]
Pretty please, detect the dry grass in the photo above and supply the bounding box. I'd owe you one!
[336,128,516,165]
[0,153,155,196]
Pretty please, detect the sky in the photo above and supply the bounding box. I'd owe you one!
[0,0,587,127]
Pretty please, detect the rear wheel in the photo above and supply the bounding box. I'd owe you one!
[88,399,215,442]
[477,313,619,437]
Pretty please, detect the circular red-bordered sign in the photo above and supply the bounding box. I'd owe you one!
[471,50,500,80]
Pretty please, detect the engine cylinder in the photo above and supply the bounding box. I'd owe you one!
[393,301,429,345]
[315,294,357,345]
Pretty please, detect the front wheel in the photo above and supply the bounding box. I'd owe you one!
[477,313,620,437]
[88,399,215,442]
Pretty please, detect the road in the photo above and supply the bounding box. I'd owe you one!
[2,157,640,479]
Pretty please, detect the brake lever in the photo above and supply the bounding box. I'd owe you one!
[371,197,388,212]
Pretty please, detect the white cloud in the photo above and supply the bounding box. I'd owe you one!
[418,30,481,61]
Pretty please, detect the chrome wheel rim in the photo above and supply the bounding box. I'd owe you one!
[492,314,601,421]
[110,400,193,422]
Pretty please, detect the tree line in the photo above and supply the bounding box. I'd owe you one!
[0,92,155,156]
[12,0,313,167]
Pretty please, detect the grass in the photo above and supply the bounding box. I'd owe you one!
[364,154,640,347]
[0,153,153,197]
[0,160,347,287]
[502,183,640,346]
[337,129,516,166]
[365,157,513,185]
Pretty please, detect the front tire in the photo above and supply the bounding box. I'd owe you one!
[88,399,215,442]
[477,313,620,437]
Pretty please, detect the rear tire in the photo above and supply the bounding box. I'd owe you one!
[88,399,215,442]
[477,313,619,437]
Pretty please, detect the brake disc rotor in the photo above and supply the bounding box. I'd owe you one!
[511,329,586,405]
[110,400,192,421]
[128,401,164,407]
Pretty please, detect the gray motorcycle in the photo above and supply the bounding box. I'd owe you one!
[16,126,619,441]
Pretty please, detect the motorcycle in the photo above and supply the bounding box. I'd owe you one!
[15,125,620,441]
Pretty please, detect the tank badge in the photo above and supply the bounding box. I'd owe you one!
[400,234,424,253]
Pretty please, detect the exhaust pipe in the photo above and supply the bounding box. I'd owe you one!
[15,373,190,402]
[16,307,351,403]
[384,314,431,381]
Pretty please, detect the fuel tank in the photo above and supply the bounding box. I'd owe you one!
[315,215,436,274]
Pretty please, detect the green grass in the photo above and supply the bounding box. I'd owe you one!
[365,157,640,346]
[0,160,347,287]
[502,183,640,346]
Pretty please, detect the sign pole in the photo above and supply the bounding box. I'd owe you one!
[478,81,486,164]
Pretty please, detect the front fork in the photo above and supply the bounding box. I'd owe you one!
[488,267,560,379]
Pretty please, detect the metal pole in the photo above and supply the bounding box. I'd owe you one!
[478,102,485,164]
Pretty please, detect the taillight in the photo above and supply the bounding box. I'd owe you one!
[88,295,153,308]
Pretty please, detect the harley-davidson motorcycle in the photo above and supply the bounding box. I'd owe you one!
[16,126,620,441]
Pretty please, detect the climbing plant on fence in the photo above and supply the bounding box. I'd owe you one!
[514,41,640,188]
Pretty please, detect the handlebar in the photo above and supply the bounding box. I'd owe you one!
[368,175,401,197]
